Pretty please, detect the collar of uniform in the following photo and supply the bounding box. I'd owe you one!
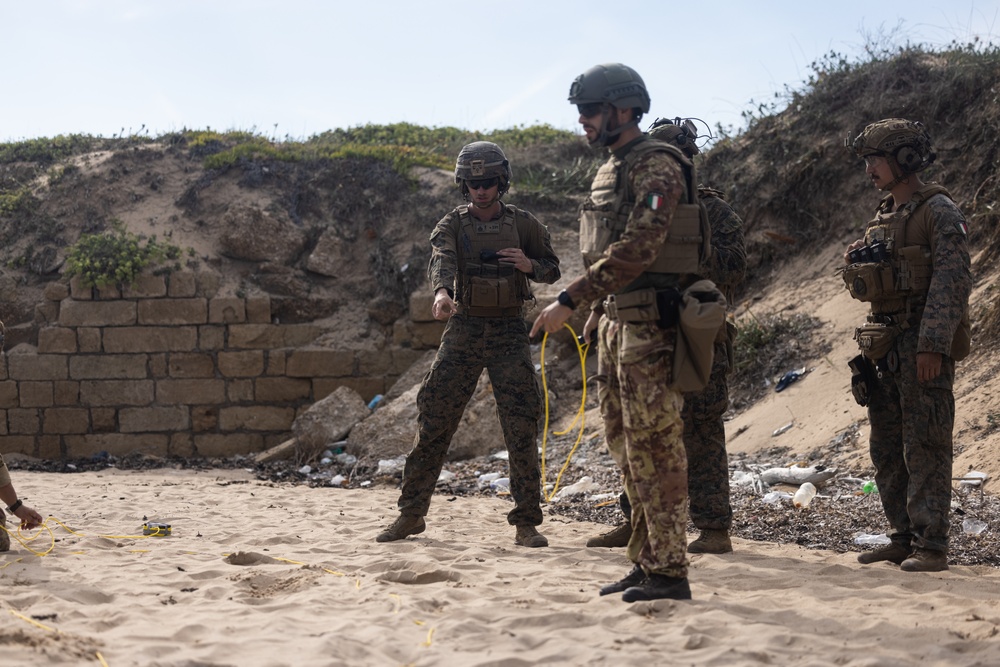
[612,135,648,160]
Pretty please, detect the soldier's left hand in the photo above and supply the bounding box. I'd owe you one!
[530,301,572,337]
[916,351,943,382]
[497,248,532,273]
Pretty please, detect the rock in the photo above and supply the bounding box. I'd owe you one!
[346,369,504,464]
[292,386,370,462]
[219,205,307,263]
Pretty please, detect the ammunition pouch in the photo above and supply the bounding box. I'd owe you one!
[842,261,895,302]
[848,354,878,407]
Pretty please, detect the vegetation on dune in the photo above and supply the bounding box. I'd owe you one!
[64,220,182,288]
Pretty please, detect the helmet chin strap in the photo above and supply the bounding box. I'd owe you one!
[591,104,639,147]
[882,160,910,191]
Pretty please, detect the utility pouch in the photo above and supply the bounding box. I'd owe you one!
[671,280,727,393]
[854,321,902,361]
[848,354,877,407]
[842,261,895,302]
[468,277,510,308]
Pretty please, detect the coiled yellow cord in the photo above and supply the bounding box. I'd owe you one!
[539,322,592,501]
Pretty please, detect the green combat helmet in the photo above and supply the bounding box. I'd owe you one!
[569,63,650,145]
[851,118,936,174]
[455,141,512,199]
[648,117,701,158]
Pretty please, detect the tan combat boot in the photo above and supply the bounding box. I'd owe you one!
[857,543,911,565]
[586,522,632,548]
[0,511,9,552]
[375,514,425,543]
[687,529,733,554]
[900,548,948,572]
[514,525,548,548]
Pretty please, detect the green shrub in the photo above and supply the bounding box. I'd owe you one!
[64,220,182,288]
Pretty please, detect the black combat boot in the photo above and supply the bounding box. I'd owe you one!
[599,564,645,596]
[621,574,692,602]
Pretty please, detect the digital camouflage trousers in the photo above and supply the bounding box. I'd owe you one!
[397,314,544,526]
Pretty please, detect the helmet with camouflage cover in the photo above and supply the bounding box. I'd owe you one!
[851,118,935,174]
[455,141,512,198]
[648,117,700,158]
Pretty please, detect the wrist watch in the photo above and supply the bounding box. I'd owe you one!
[557,290,576,310]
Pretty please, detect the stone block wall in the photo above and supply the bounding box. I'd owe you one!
[0,272,429,461]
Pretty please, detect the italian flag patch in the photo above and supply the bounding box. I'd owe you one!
[957,220,969,235]
[646,192,664,210]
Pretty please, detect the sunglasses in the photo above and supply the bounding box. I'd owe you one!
[467,177,499,191]
[577,103,604,118]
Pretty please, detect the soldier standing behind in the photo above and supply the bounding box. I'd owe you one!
[532,63,705,602]
[586,118,746,554]
[376,142,560,548]
[844,119,972,572]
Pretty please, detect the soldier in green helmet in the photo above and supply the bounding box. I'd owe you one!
[586,118,746,556]
[376,141,560,548]
[533,63,713,602]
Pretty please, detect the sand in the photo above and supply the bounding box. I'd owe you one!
[2,468,999,667]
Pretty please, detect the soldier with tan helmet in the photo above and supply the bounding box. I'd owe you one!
[376,141,560,548]
[532,64,725,602]
[586,118,746,555]
[844,119,972,572]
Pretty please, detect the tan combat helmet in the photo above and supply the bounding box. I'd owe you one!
[851,118,936,174]
[455,141,512,198]
[648,117,701,158]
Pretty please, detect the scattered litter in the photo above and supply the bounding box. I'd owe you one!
[962,518,988,535]
[437,470,456,484]
[775,367,808,392]
[853,532,891,546]
[762,491,792,504]
[771,422,794,437]
[553,476,599,500]
[298,465,312,475]
[958,471,989,488]
[377,456,406,475]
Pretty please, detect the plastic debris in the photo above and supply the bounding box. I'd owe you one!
[958,471,989,488]
[775,367,807,392]
[490,477,510,492]
[792,482,817,508]
[553,476,600,500]
[762,491,792,504]
[772,422,794,437]
[962,518,988,535]
[298,465,312,475]
[377,456,406,475]
[368,394,384,410]
[862,480,878,495]
[437,470,456,484]
[853,532,891,546]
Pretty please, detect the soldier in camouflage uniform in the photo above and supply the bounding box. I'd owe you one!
[532,64,705,602]
[1,453,45,552]
[844,119,972,572]
[587,118,746,554]
[376,142,560,548]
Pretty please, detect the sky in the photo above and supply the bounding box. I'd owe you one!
[1,0,998,143]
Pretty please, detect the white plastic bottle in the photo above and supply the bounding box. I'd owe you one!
[792,482,817,508]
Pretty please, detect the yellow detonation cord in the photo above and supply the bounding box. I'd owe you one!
[539,322,591,501]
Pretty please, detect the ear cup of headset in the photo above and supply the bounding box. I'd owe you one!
[894,145,921,171]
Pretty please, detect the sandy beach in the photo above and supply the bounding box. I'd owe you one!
[2,468,999,666]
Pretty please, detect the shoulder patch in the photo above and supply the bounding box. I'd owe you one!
[956,220,969,236]
[646,192,665,210]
